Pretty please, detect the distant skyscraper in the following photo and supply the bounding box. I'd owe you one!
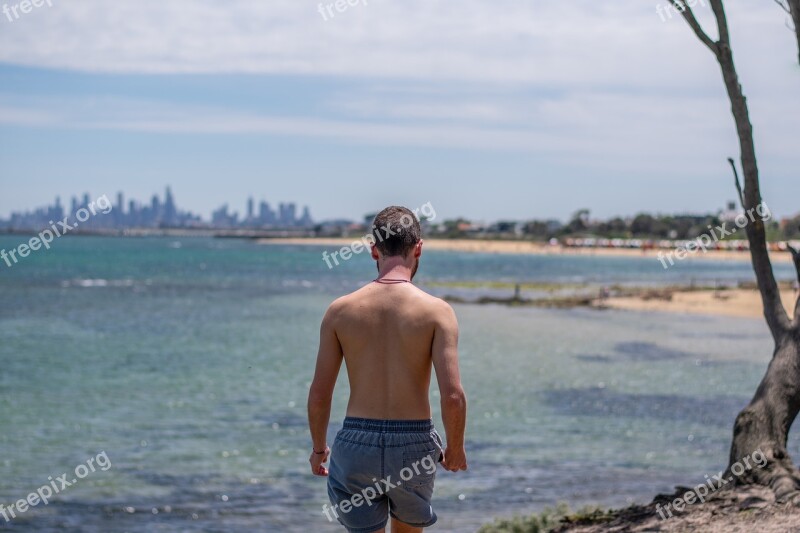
[211,204,238,228]
[278,203,287,225]
[299,206,313,227]
[53,197,64,222]
[163,187,177,226]
[247,197,254,222]
[286,203,297,226]
[259,201,275,225]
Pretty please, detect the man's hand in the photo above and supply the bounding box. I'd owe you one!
[441,445,467,472]
[309,447,330,476]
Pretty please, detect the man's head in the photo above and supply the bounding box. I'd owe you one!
[370,206,423,276]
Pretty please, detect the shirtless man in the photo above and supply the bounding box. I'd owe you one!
[307,205,468,533]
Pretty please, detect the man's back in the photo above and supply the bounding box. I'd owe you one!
[307,205,466,532]
[330,281,453,420]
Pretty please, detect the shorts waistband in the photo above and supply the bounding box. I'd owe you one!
[342,417,434,433]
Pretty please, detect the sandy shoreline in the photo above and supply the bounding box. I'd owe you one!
[258,237,798,319]
[594,287,797,320]
[257,237,794,264]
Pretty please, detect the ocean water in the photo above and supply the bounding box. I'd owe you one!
[0,235,797,532]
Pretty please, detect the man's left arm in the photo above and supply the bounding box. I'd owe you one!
[307,305,343,476]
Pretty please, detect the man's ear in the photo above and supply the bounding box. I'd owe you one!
[370,244,380,260]
[414,240,423,258]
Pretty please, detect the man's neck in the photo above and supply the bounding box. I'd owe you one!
[376,261,413,282]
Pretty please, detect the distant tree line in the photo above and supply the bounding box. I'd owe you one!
[433,210,800,241]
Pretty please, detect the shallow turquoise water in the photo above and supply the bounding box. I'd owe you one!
[0,235,796,532]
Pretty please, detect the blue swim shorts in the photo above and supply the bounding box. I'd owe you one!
[326,417,445,533]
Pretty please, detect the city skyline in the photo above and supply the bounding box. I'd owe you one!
[0,187,316,231]
[3,187,798,234]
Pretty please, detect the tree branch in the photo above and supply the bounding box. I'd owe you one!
[710,0,731,47]
[791,1,800,34]
[676,0,791,337]
[774,0,791,15]
[790,245,800,323]
[791,245,800,279]
[727,157,745,209]
[670,1,718,52]
[781,0,800,64]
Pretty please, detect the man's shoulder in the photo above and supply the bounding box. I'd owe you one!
[326,293,353,315]
[325,287,368,316]
[327,285,455,320]
[410,287,456,320]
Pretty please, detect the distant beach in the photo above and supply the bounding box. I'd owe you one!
[257,237,795,264]
[593,286,797,319]
[258,237,797,320]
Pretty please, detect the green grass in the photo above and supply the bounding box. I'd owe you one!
[477,504,614,533]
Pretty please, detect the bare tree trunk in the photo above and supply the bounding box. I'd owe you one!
[775,0,800,65]
[672,0,800,502]
[794,0,800,65]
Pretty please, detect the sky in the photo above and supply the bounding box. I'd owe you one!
[0,0,798,223]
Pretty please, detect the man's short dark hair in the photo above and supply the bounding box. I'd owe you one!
[371,206,421,257]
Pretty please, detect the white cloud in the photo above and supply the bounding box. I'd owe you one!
[0,0,797,180]
[0,0,784,87]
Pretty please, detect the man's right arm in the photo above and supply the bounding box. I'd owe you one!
[307,303,344,476]
[431,302,467,472]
